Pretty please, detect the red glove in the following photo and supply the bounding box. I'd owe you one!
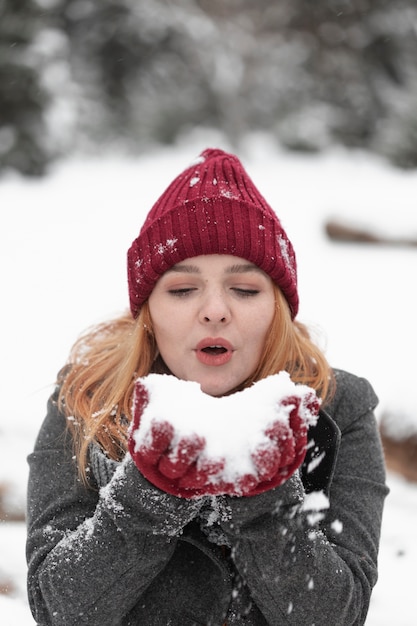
[128,384,225,497]
[128,376,320,498]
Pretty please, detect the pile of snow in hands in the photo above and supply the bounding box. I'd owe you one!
[131,372,319,484]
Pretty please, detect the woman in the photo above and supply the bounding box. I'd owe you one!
[26,148,388,625]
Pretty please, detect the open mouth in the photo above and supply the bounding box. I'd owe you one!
[201,345,228,355]
[196,338,233,366]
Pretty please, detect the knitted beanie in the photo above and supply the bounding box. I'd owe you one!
[127,148,298,318]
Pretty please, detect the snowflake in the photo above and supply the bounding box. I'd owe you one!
[277,234,295,275]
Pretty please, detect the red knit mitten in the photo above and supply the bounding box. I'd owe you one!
[128,374,320,498]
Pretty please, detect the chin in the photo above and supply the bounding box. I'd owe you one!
[199,378,240,398]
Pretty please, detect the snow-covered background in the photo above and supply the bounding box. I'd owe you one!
[1,132,416,624]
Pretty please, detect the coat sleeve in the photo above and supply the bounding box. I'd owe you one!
[26,391,203,626]
[219,371,389,625]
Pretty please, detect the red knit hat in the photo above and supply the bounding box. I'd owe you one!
[127,148,298,318]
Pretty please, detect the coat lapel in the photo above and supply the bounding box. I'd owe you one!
[301,409,341,495]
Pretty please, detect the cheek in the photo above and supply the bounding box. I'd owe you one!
[149,301,171,349]
[150,306,188,359]
[251,305,275,349]
[242,316,271,357]
[253,299,275,332]
[152,319,176,351]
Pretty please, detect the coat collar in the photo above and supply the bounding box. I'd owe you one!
[301,409,341,496]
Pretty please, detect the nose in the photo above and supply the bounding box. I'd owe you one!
[199,290,230,324]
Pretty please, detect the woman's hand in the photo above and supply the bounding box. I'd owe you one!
[128,374,319,498]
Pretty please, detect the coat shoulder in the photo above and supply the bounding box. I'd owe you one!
[326,368,379,433]
[301,369,379,495]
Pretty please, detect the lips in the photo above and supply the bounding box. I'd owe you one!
[195,338,234,366]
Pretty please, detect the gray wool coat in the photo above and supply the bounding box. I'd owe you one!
[26,369,388,625]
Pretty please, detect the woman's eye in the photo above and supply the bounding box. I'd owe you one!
[168,288,196,297]
[232,288,260,298]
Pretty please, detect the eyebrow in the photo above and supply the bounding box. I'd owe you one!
[166,262,263,275]
[226,263,264,275]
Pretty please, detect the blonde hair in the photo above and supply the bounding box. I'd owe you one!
[59,286,334,482]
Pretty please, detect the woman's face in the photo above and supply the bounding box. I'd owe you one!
[148,254,276,396]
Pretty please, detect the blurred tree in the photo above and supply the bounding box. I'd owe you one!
[1,0,417,175]
[0,0,51,176]
[49,0,237,146]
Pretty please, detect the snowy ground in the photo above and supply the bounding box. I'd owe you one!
[1,132,416,624]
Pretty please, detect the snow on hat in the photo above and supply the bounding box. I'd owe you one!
[127,148,298,318]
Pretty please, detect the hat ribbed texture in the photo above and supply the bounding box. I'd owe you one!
[127,148,298,318]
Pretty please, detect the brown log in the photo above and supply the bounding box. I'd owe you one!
[325,219,417,247]
[0,483,25,522]
[380,427,417,483]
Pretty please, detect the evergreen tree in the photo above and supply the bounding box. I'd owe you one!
[1,0,417,174]
[0,0,51,176]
